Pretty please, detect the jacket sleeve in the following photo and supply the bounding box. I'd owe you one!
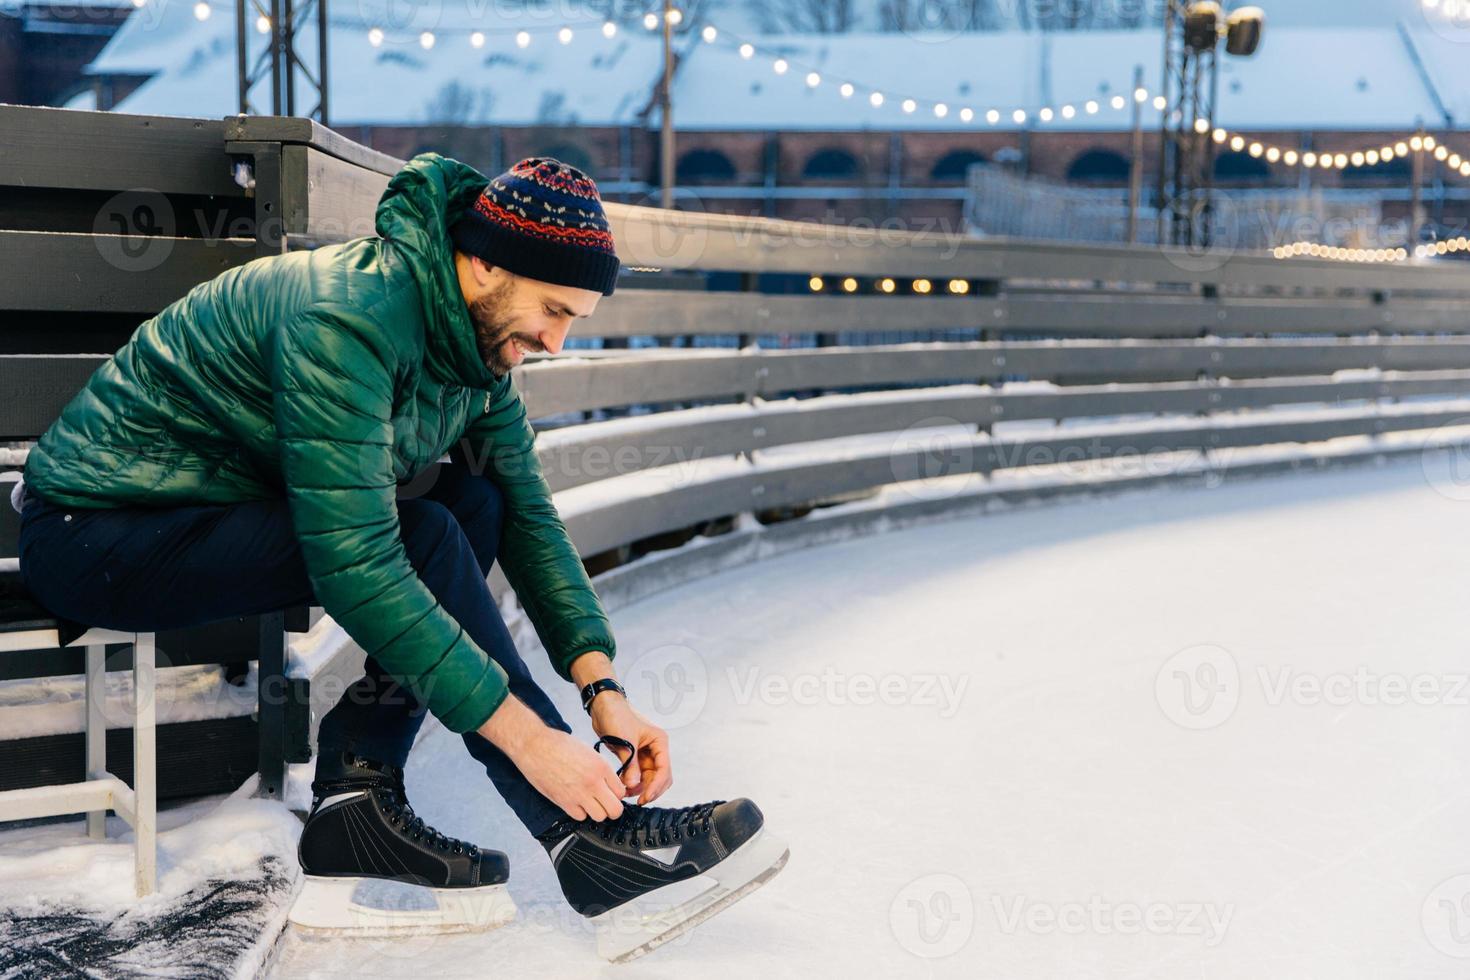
[268,305,509,734]
[458,381,617,681]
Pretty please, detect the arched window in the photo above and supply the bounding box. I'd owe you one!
[531,143,595,175]
[803,147,862,181]
[676,148,737,185]
[1213,150,1271,183]
[930,149,988,183]
[1066,148,1132,183]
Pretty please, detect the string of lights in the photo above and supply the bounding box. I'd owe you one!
[190,0,1470,185]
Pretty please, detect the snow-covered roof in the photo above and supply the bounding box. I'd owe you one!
[95,11,1469,132]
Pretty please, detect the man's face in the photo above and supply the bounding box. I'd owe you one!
[466,267,600,379]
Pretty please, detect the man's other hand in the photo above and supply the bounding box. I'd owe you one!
[479,696,626,821]
[589,697,672,805]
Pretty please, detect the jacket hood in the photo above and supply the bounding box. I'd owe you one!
[375,152,502,391]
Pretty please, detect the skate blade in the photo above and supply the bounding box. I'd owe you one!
[288,876,517,938]
[594,828,790,964]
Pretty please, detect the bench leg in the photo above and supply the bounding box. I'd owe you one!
[132,633,157,897]
[84,644,107,840]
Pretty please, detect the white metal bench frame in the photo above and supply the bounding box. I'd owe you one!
[0,626,157,896]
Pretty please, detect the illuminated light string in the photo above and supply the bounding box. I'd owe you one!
[809,276,973,293]
[1271,242,1411,263]
[1202,125,1470,179]
[200,0,1470,177]
[1414,235,1470,258]
[203,0,1167,124]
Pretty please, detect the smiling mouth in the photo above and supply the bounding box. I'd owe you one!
[504,336,542,364]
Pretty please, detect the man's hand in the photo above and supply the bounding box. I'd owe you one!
[478,696,625,821]
[589,696,673,805]
[570,650,674,805]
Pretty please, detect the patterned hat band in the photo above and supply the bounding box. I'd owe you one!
[450,157,620,296]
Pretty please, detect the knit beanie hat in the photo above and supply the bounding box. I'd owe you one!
[450,157,620,296]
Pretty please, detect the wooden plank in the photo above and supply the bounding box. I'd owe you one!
[85,644,105,839]
[0,715,259,799]
[518,338,1470,417]
[132,633,156,896]
[0,356,106,438]
[560,405,1470,555]
[0,231,257,313]
[538,372,1470,492]
[0,106,240,197]
[281,145,391,247]
[0,778,119,823]
[223,114,404,177]
[592,289,1470,340]
[604,202,1470,294]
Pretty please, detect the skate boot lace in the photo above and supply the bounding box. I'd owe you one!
[598,801,722,849]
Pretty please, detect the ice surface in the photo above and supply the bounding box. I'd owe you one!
[270,454,1470,977]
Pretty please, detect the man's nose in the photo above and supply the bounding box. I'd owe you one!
[538,323,570,356]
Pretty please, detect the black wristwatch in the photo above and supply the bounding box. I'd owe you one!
[580,678,627,714]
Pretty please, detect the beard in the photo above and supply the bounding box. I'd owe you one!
[468,278,541,378]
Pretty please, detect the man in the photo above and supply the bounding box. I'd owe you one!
[14,154,786,961]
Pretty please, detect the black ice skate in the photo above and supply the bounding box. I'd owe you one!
[536,785,789,962]
[289,751,515,937]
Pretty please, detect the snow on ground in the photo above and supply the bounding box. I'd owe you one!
[0,784,300,978]
[271,454,1470,978]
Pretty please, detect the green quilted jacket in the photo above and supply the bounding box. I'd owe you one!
[25,153,616,733]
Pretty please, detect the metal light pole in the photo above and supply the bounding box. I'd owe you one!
[1127,64,1145,244]
[1157,2,1264,247]
[236,0,330,120]
[659,0,675,209]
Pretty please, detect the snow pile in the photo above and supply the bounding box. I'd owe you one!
[0,790,301,978]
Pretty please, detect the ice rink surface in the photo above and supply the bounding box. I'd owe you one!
[273,458,1470,978]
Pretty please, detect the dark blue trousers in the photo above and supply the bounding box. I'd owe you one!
[16,458,568,836]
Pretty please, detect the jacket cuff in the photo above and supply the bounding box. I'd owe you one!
[556,639,618,682]
[440,663,511,734]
